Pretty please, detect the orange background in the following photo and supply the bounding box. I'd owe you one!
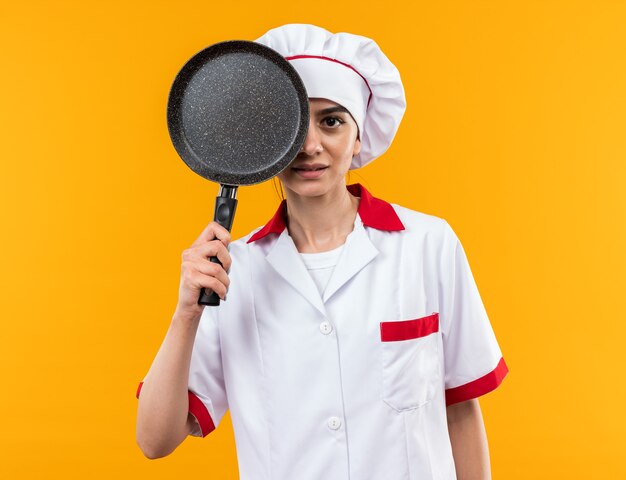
[2,0,625,478]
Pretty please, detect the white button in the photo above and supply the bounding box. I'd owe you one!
[319,321,333,335]
[327,416,342,430]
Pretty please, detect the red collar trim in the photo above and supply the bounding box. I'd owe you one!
[247,183,404,244]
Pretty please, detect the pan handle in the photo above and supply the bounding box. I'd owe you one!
[199,185,238,306]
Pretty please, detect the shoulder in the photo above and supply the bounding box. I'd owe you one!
[227,231,255,259]
[232,225,265,247]
[227,227,267,262]
[388,202,457,244]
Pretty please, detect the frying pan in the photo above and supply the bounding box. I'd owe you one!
[167,40,309,306]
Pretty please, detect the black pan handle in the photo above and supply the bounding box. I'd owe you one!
[199,185,238,306]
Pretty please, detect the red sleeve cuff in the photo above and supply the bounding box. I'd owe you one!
[444,357,509,406]
[187,390,216,437]
[135,382,216,437]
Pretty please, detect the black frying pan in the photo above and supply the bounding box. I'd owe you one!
[167,40,309,306]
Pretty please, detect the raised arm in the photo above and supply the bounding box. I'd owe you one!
[135,221,231,459]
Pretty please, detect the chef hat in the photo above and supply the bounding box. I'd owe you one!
[255,24,406,169]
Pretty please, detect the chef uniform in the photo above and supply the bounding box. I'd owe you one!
[137,24,509,480]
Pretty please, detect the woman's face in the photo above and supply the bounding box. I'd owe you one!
[278,98,361,198]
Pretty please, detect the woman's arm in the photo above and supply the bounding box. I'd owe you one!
[446,398,491,480]
[136,221,232,458]
[136,312,201,459]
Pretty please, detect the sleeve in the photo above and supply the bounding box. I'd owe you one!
[438,220,509,406]
[135,301,229,439]
[186,305,229,437]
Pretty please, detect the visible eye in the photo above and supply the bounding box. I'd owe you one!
[322,116,345,128]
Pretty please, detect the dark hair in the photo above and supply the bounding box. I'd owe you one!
[272,177,285,201]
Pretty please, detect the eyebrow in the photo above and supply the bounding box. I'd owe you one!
[316,106,350,115]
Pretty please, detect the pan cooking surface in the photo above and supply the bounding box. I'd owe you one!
[168,42,308,185]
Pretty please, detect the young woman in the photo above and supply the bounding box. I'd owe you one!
[136,24,508,480]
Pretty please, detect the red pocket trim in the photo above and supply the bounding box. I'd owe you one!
[380,313,439,342]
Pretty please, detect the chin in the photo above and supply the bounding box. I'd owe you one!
[284,177,347,199]
[288,183,327,197]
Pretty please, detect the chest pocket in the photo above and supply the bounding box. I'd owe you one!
[380,312,441,411]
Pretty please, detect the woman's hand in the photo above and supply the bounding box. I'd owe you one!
[174,221,232,321]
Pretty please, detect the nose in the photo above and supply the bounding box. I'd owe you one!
[299,117,323,155]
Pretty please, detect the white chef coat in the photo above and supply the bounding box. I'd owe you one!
[136,183,509,479]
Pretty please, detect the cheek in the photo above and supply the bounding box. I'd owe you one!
[327,134,358,160]
[340,140,359,168]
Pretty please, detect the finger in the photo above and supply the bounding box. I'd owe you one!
[191,221,231,248]
[212,242,232,272]
[188,240,232,271]
[182,266,228,299]
[193,271,228,299]
[192,260,231,289]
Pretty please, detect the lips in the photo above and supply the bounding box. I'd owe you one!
[292,163,328,171]
[292,164,329,179]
